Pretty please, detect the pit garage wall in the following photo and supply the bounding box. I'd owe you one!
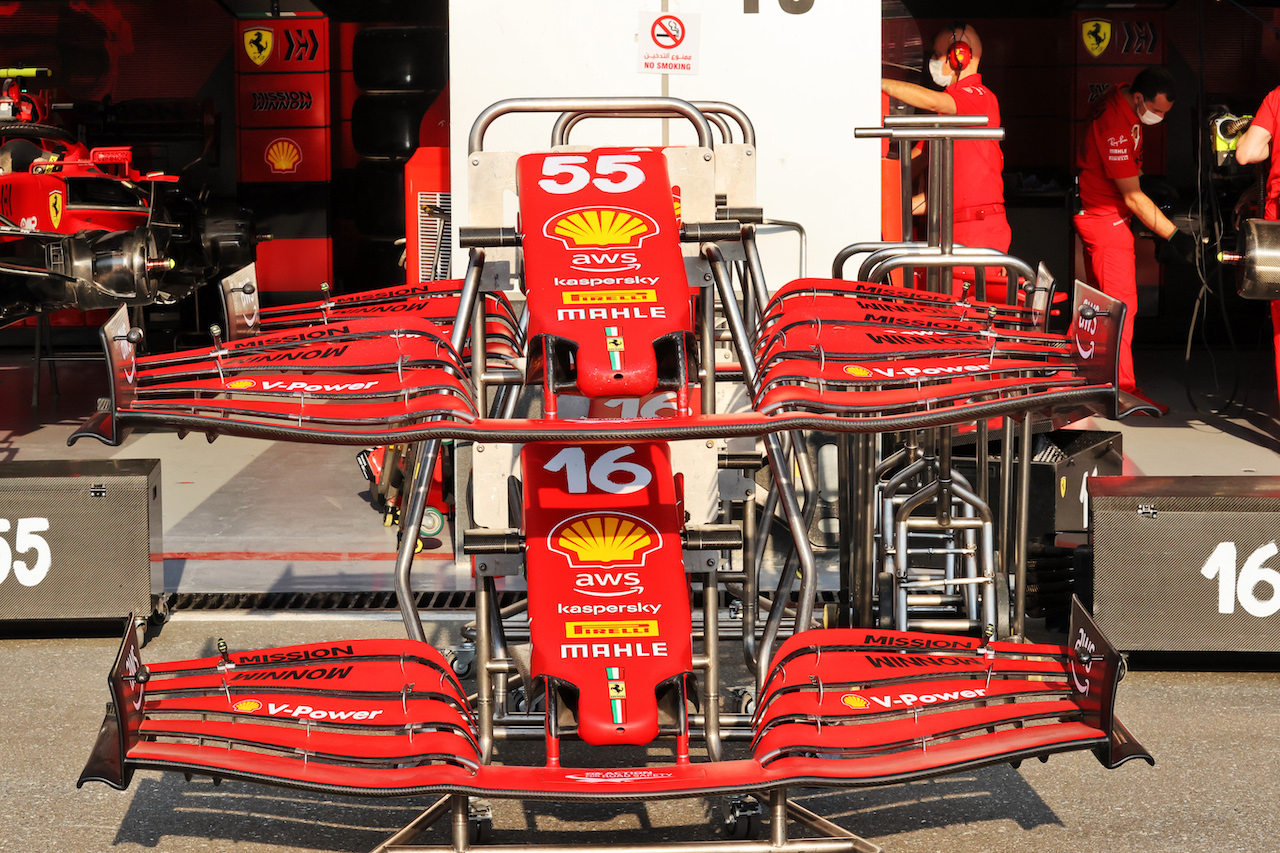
[448,0,881,285]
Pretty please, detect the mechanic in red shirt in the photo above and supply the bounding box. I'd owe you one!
[1233,87,1280,408]
[1075,66,1195,414]
[882,22,1010,295]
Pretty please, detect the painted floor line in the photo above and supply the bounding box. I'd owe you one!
[161,551,454,561]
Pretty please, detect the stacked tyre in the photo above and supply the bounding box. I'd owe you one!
[341,25,447,291]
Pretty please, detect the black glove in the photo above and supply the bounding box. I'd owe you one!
[1155,228,1197,266]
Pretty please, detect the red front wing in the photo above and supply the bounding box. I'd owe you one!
[80,598,1147,799]
[75,98,1148,849]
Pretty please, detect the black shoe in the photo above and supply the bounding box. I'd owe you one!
[1118,388,1168,418]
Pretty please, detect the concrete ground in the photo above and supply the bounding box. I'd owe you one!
[3,613,1279,853]
[2,344,1280,853]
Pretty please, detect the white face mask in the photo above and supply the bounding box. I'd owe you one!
[1137,97,1164,126]
[928,57,953,88]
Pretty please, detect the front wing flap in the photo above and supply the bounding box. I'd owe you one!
[80,598,1148,799]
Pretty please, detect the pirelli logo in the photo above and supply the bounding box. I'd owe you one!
[563,290,656,305]
[565,620,659,639]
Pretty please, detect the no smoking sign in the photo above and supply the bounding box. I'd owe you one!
[638,11,700,76]
[651,15,685,49]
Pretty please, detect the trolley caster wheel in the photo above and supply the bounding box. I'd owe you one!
[875,571,895,629]
[445,644,476,678]
[419,506,445,538]
[468,798,493,843]
[728,686,756,716]
[149,594,172,627]
[721,795,763,840]
[395,527,425,553]
[510,685,545,713]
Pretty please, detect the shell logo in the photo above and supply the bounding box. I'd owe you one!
[226,379,257,390]
[232,699,263,713]
[265,137,302,173]
[545,207,658,249]
[840,693,870,710]
[843,365,873,378]
[548,512,661,569]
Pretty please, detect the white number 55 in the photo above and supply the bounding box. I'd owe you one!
[539,154,645,195]
[0,517,52,587]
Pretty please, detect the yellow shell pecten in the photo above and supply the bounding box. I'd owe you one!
[840,693,870,710]
[553,208,649,247]
[265,138,302,172]
[555,514,653,563]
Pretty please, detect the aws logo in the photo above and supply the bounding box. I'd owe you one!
[574,570,644,598]
[549,512,661,569]
[265,138,302,173]
[114,336,136,385]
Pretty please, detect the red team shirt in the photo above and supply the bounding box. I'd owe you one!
[1078,86,1143,215]
[946,74,1005,212]
[1252,87,1280,220]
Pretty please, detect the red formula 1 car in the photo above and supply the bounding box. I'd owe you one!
[0,71,254,328]
[74,97,1149,853]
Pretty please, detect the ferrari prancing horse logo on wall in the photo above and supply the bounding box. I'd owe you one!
[1082,19,1111,58]
[244,28,274,67]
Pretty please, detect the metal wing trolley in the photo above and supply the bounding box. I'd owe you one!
[73,97,1150,853]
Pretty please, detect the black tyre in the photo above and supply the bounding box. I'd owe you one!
[353,26,448,92]
[351,91,442,161]
[876,571,895,628]
[993,573,1012,640]
[352,160,406,238]
[352,237,406,290]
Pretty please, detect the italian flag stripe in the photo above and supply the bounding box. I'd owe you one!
[606,666,621,679]
[611,698,625,724]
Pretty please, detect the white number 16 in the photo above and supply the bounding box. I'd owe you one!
[1201,541,1280,618]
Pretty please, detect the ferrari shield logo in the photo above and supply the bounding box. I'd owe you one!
[48,190,62,229]
[244,27,274,67]
[1082,19,1111,58]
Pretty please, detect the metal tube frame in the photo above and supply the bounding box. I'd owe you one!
[470,97,715,153]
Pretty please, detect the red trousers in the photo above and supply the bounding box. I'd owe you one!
[911,208,1012,299]
[954,214,1012,256]
[1272,300,1280,403]
[1266,201,1280,409]
[954,214,1013,302]
[1074,211,1137,393]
